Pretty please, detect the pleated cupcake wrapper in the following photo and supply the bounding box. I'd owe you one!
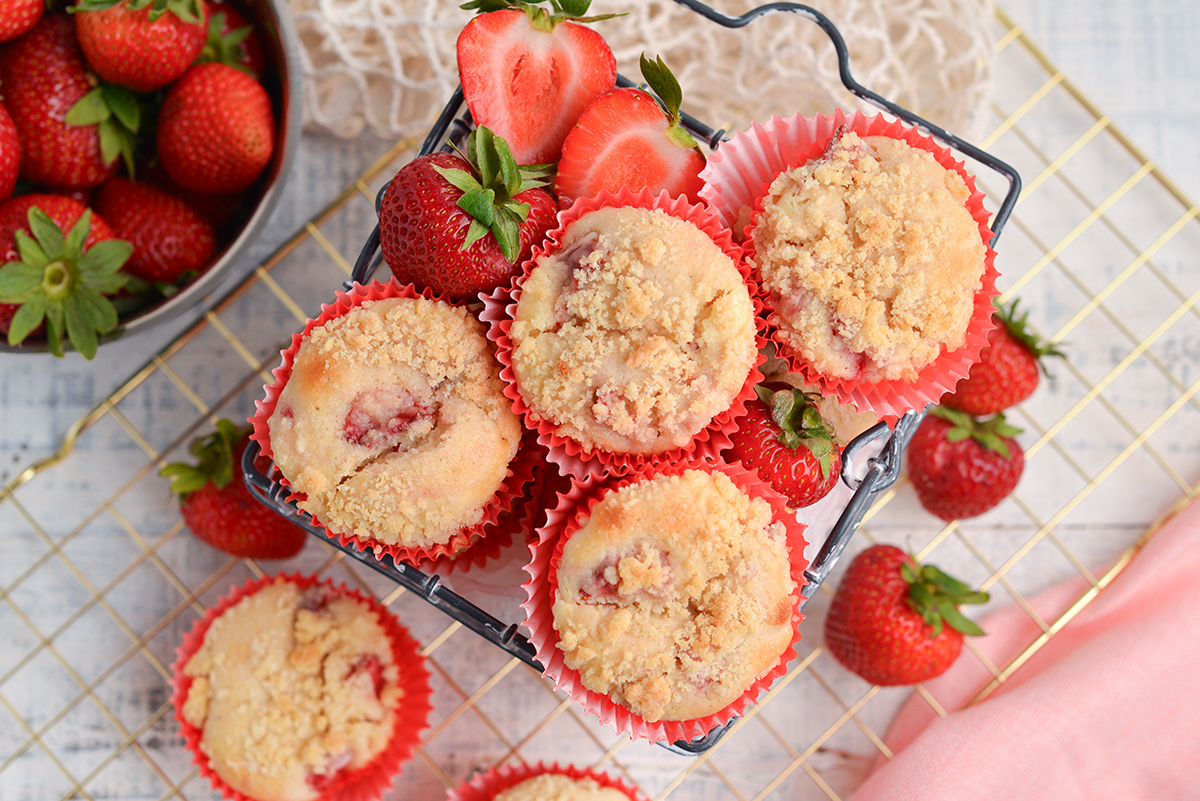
[519,460,810,745]
[699,110,1000,422]
[446,760,646,801]
[249,278,535,565]
[170,573,433,801]
[480,186,767,481]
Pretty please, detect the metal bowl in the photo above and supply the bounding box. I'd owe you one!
[0,0,303,355]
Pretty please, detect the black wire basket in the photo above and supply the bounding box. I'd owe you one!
[242,0,1021,756]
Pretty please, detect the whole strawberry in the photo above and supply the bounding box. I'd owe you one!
[457,0,617,165]
[0,14,120,189]
[555,54,707,205]
[379,126,557,299]
[942,298,1064,415]
[0,0,42,42]
[94,177,216,284]
[0,194,132,357]
[0,104,19,201]
[726,384,842,508]
[157,62,275,193]
[907,406,1024,522]
[160,419,306,559]
[825,544,989,685]
[73,0,208,92]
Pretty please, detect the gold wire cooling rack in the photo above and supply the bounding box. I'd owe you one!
[4,6,1200,800]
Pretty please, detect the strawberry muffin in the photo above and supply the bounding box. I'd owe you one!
[552,468,797,722]
[509,205,757,456]
[490,773,632,801]
[751,129,986,384]
[178,579,406,801]
[267,295,522,553]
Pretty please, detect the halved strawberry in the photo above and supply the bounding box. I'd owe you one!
[456,0,617,165]
[555,54,706,205]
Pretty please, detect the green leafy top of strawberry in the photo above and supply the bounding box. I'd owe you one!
[996,297,1065,373]
[460,0,623,31]
[199,10,256,77]
[438,126,554,263]
[899,556,990,638]
[754,384,839,479]
[0,207,132,358]
[73,0,203,24]
[64,82,143,177]
[160,418,245,497]
[639,53,702,154]
[929,405,1022,459]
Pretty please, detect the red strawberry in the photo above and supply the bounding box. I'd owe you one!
[93,177,217,284]
[0,14,122,189]
[0,194,132,357]
[160,419,306,559]
[456,0,617,165]
[0,103,19,201]
[907,406,1024,522]
[824,544,989,686]
[0,0,42,42]
[157,62,275,194]
[943,298,1064,416]
[73,0,208,92]
[200,0,266,77]
[379,126,557,299]
[726,384,842,508]
[555,54,706,205]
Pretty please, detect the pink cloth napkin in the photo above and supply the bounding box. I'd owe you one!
[850,497,1200,799]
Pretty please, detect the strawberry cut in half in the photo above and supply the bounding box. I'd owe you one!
[725,383,842,509]
[942,297,1066,416]
[378,125,557,299]
[555,53,707,206]
[160,419,306,560]
[824,543,989,686]
[456,0,618,165]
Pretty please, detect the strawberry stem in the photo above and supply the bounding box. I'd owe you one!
[899,557,989,638]
[995,297,1066,375]
[160,419,246,497]
[638,53,703,155]
[930,406,1022,459]
[753,384,839,479]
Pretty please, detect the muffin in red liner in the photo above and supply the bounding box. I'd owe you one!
[250,279,533,565]
[170,573,433,801]
[520,461,809,744]
[447,761,645,801]
[480,187,766,481]
[700,110,999,422]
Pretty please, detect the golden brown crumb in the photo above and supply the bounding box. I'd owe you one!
[752,130,985,382]
[493,773,630,801]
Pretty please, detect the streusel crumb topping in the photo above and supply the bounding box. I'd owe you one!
[552,470,796,722]
[752,130,985,382]
[182,581,402,801]
[493,773,630,801]
[511,206,756,454]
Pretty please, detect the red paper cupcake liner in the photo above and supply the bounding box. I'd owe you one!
[170,573,433,801]
[249,279,534,564]
[520,461,809,744]
[446,761,646,801]
[700,110,1000,422]
[480,187,767,481]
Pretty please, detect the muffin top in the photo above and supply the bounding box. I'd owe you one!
[552,469,796,722]
[492,773,630,801]
[511,205,757,455]
[268,296,521,549]
[752,130,985,383]
[181,580,402,801]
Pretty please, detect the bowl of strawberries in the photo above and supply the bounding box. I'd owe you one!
[0,0,301,358]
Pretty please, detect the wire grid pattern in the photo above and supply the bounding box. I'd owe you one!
[3,9,1200,800]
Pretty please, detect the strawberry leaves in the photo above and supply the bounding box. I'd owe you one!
[460,0,623,29]
[199,10,256,77]
[899,557,989,638]
[754,384,839,479]
[930,405,1022,459]
[64,82,141,176]
[996,297,1066,373]
[434,126,552,263]
[639,53,702,154]
[0,206,132,358]
[160,418,244,497]
[74,0,203,24]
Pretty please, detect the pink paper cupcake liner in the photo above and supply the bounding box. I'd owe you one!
[447,761,646,801]
[249,279,534,565]
[170,573,433,801]
[520,461,810,745]
[700,110,1000,421]
[479,186,767,481]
